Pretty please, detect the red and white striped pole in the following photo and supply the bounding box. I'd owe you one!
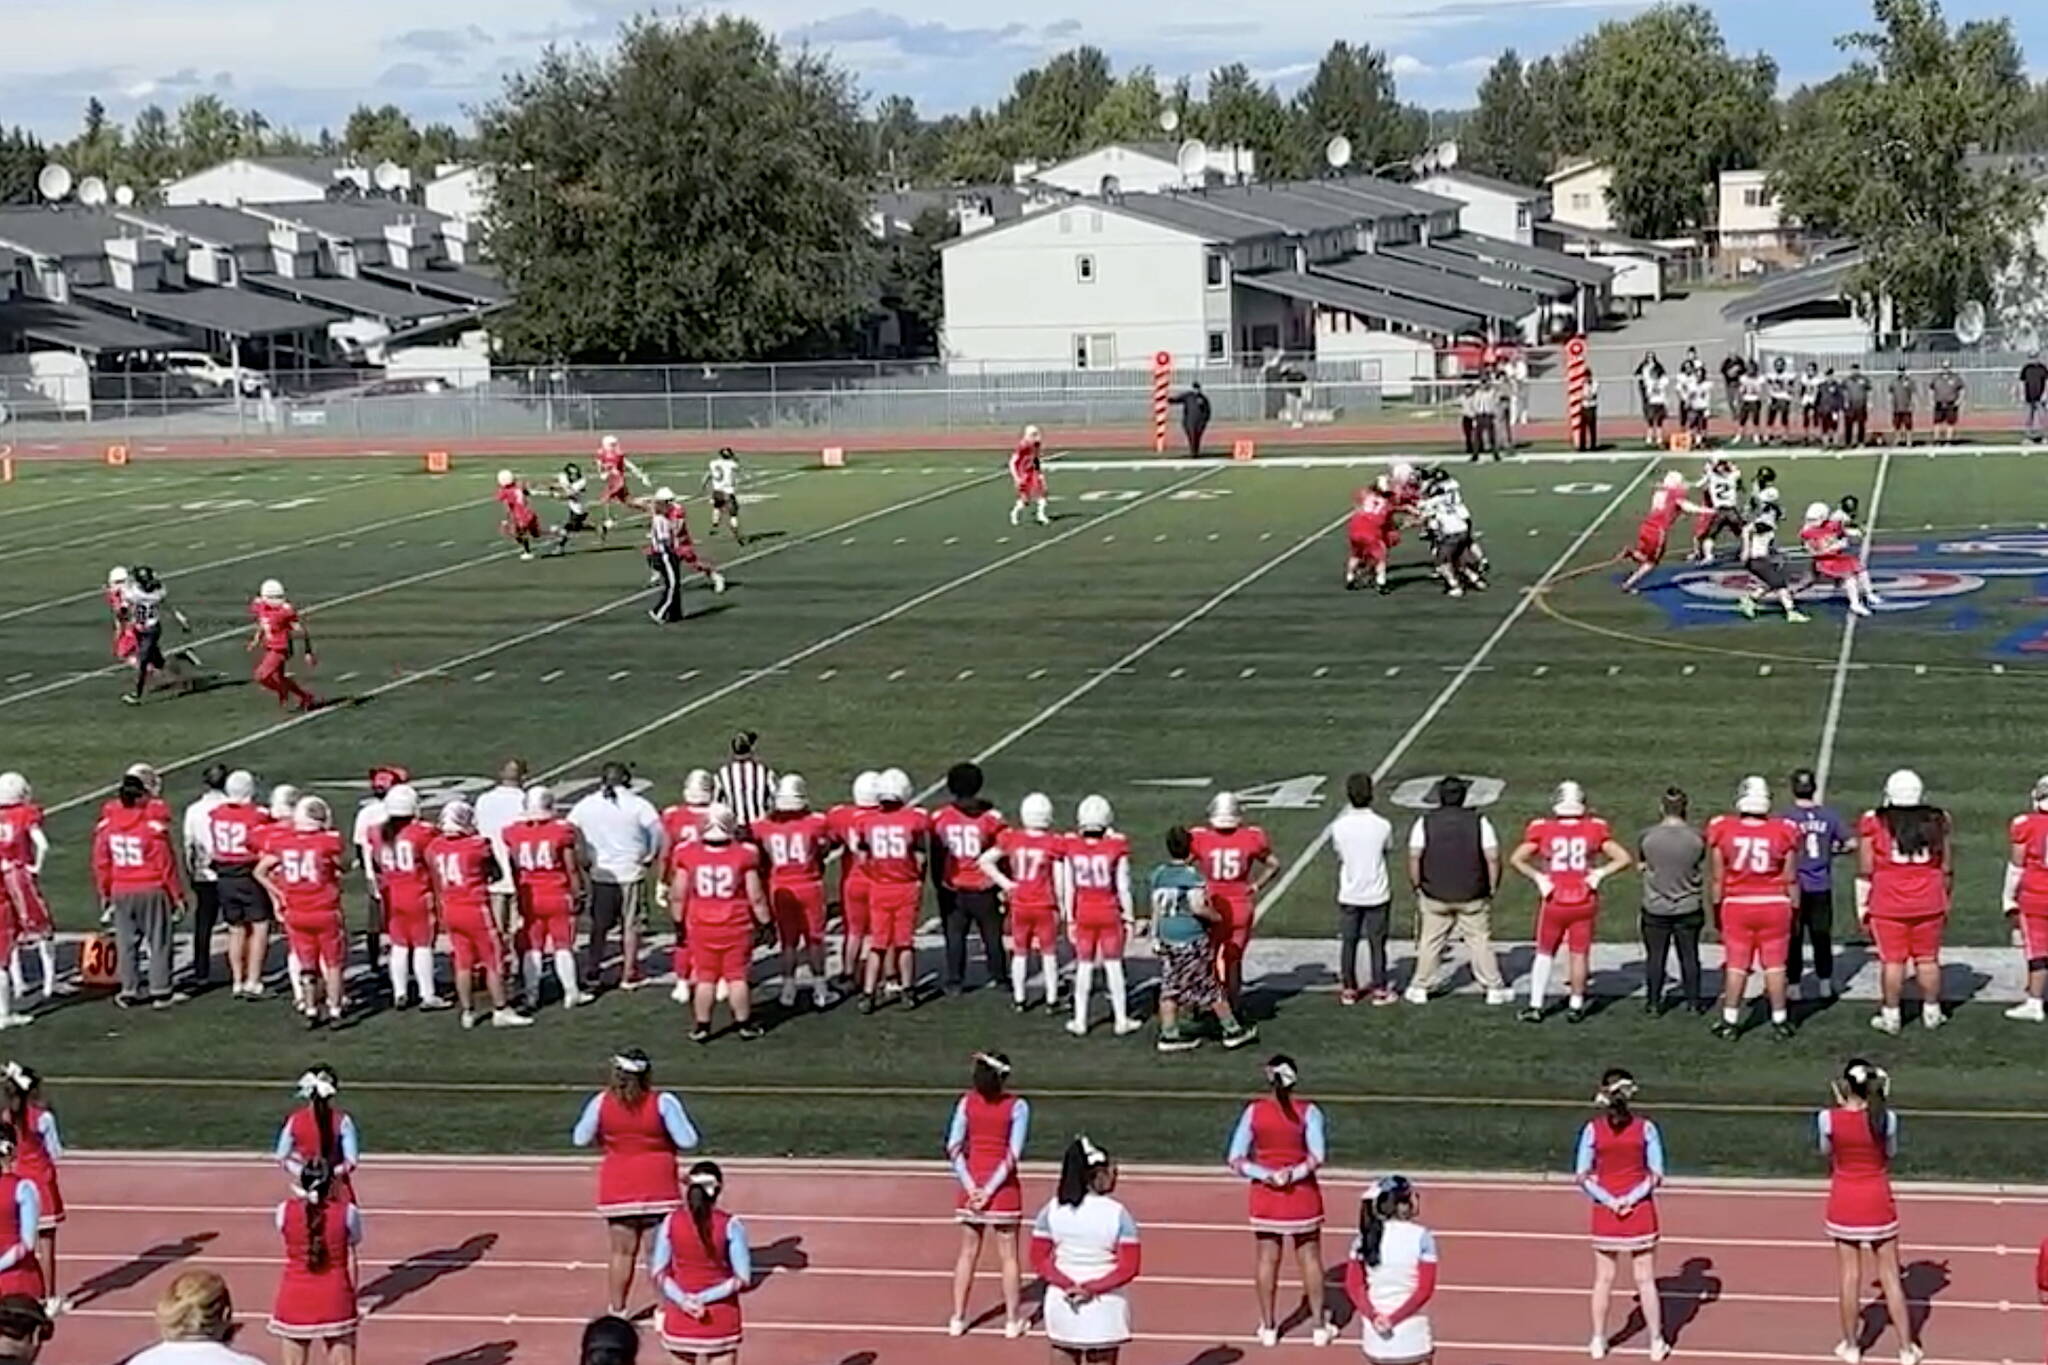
[1564,336,1589,451]
[1151,351,1172,453]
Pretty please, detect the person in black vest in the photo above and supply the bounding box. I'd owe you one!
[1167,382,1213,458]
[1402,776,1512,1005]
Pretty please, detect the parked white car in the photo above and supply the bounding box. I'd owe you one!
[159,351,267,397]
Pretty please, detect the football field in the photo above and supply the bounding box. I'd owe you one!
[8,443,2048,1177]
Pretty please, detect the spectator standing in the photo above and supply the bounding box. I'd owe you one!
[1326,774,1395,1005]
[1457,384,1480,459]
[1147,827,1255,1051]
[1720,352,1747,415]
[126,1270,266,1365]
[1887,366,1916,446]
[715,732,777,831]
[2021,352,2048,443]
[474,758,529,937]
[1492,368,1516,453]
[1403,777,1511,1006]
[0,1296,45,1364]
[1577,375,1601,452]
[1799,362,1822,440]
[92,773,185,1009]
[1168,383,1212,459]
[179,764,230,991]
[1929,360,1964,443]
[1781,767,1853,999]
[1637,788,1707,1016]
[1816,369,1844,447]
[1634,353,1662,443]
[1842,364,1872,447]
[567,765,664,992]
[1473,378,1498,455]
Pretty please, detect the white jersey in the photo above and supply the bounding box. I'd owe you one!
[706,458,739,497]
[1740,518,1778,561]
[1034,1193,1138,1348]
[123,583,167,631]
[1644,373,1670,406]
[1700,468,1740,510]
[1352,1220,1439,1362]
[1423,490,1471,538]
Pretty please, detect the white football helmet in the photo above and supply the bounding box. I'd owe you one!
[682,768,715,807]
[1552,780,1587,816]
[1804,501,1831,524]
[1883,769,1924,808]
[523,783,555,815]
[106,566,129,589]
[267,783,301,819]
[496,469,516,488]
[1208,791,1242,830]
[601,435,621,453]
[1661,470,1687,490]
[1077,794,1113,831]
[774,773,809,813]
[383,783,420,818]
[1020,792,1054,831]
[1735,775,1771,816]
[293,795,332,832]
[853,770,882,809]
[439,798,476,834]
[2032,776,2048,811]
[259,578,285,603]
[879,768,913,804]
[654,486,677,503]
[1021,424,1041,445]
[225,769,256,802]
[125,762,161,795]
[0,773,26,806]
[1390,461,1414,485]
[702,802,737,841]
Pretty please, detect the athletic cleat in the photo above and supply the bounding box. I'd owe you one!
[1737,596,1758,619]
[1710,1019,1740,1040]
[491,1008,532,1028]
[1063,1018,1088,1037]
[737,1022,765,1041]
[711,571,728,594]
[2005,998,2045,1022]
[1870,1012,1901,1035]
[1112,1018,1143,1036]
[1518,1006,1545,1024]
[689,1024,712,1043]
[778,980,798,1009]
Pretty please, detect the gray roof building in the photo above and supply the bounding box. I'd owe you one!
[75,284,342,340]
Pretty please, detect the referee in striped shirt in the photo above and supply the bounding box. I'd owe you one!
[716,731,778,830]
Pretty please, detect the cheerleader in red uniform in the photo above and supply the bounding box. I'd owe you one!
[1822,1060,1917,1365]
[273,1066,359,1203]
[1575,1069,1667,1361]
[1226,1055,1333,1348]
[574,1050,702,1314]
[946,1052,1031,1340]
[650,1161,754,1363]
[0,1126,44,1306]
[1,1066,61,1315]
[269,1158,360,1365]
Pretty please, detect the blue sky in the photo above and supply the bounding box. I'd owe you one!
[0,0,2042,143]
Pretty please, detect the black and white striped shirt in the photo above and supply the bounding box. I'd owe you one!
[716,756,778,828]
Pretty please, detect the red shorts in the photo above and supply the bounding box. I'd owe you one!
[1815,555,1859,581]
[254,649,291,682]
[1010,903,1059,955]
[1349,536,1387,566]
[1632,523,1668,565]
[603,479,633,505]
[841,873,871,937]
[1720,898,1792,971]
[1870,913,1944,965]
[1207,886,1253,972]
[2020,911,2048,959]
[1536,897,1598,955]
[1071,916,1125,961]
[506,511,541,538]
[688,925,753,983]
[1015,474,1046,500]
[1,867,51,938]
[113,625,137,662]
[444,904,502,973]
[517,886,575,954]
[770,882,827,948]
[868,882,921,951]
[285,915,346,971]
[384,896,433,951]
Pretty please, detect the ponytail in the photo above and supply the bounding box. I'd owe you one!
[298,1065,341,1168]
[1357,1176,1416,1270]
[300,1158,335,1275]
[686,1161,726,1270]
[1266,1054,1299,1122]
[1057,1136,1109,1208]
[971,1052,1010,1103]
[1843,1058,1891,1149]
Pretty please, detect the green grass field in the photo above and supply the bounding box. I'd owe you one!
[10,442,2048,1177]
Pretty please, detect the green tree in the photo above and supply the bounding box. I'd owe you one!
[343,104,423,168]
[1080,67,1164,146]
[0,126,46,205]
[1463,51,1548,186]
[67,97,127,182]
[1768,0,2044,330]
[1290,41,1425,175]
[874,205,953,354]
[127,105,178,191]
[1526,52,1589,168]
[418,122,464,170]
[176,94,246,171]
[1196,64,1294,177]
[931,108,1011,183]
[870,94,943,182]
[478,14,874,361]
[1572,3,1777,236]
[999,46,1114,160]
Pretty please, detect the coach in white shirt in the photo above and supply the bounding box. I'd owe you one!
[567,762,663,992]
[474,757,528,929]
[1327,773,1395,1005]
[179,764,231,990]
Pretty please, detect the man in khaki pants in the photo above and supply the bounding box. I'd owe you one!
[1403,775,1513,1004]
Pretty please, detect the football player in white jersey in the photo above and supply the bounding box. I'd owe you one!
[545,462,597,552]
[1421,471,1487,597]
[1734,476,1808,622]
[1691,458,1744,564]
[702,447,744,543]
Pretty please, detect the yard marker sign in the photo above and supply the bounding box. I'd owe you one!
[1151,351,1172,452]
[1564,335,1590,449]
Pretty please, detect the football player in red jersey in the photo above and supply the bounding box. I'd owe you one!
[0,773,54,1007]
[752,774,839,1012]
[104,567,137,663]
[1346,477,1396,593]
[2003,777,2048,1022]
[595,434,649,532]
[254,796,351,1029]
[495,469,547,561]
[1705,777,1801,1040]
[428,800,531,1029]
[981,792,1065,1012]
[1510,782,1632,1023]
[827,772,882,986]
[1800,501,1876,617]
[1062,796,1139,1037]
[1008,426,1049,528]
[856,768,930,1013]
[659,769,715,1000]
[1857,769,1952,1034]
[504,785,593,1013]
[1620,472,1709,593]
[1190,793,1276,1009]
[667,804,771,1042]
[248,578,320,712]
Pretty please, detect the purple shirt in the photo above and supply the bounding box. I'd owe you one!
[1780,804,1849,892]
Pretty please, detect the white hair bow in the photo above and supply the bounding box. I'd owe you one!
[297,1071,338,1100]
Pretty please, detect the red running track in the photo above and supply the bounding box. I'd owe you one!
[44,1156,2048,1364]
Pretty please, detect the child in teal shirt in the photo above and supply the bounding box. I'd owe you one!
[1147,826,1257,1052]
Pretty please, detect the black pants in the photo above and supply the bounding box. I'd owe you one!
[133,626,166,695]
[1475,414,1496,453]
[1337,902,1390,992]
[188,881,220,985]
[1460,416,1477,456]
[1576,408,1599,451]
[1788,887,1835,986]
[1184,422,1207,459]
[940,887,1007,990]
[650,549,684,622]
[1641,911,1704,1010]
[1844,410,1868,445]
[586,882,633,985]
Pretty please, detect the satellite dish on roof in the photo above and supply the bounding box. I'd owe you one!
[77,177,108,208]
[1159,108,1181,135]
[1434,140,1459,170]
[1175,139,1208,181]
[373,160,405,192]
[1324,136,1353,172]
[35,164,72,202]
[114,185,136,207]
[1955,300,1987,346]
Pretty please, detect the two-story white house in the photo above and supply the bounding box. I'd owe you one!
[1415,169,1549,246]
[1714,168,1798,272]
[1021,141,1257,198]
[161,157,385,208]
[1546,159,1616,233]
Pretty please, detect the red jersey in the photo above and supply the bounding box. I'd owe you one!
[1644,484,1691,531]
[671,840,759,931]
[664,503,694,545]
[858,805,929,885]
[1584,1114,1652,1200]
[1801,517,1858,574]
[1351,490,1392,537]
[1390,478,1421,512]
[250,598,300,654]
[0,804,42,870]
[1010,443,1041,482]
[660,802,708,852]
[931,805,1005,892]
[104,586,129,622]
[1063,832,1130,919]
[1522,815,1614,905]
[2010,812,2048,912]
[1705,814,1799,904]
[91,805,180,900]
[825,803,869,882]
[427,833,498,913]
[1190,825,1271,889]
[504,817,578,898]
[1858,811,1950,917]
[205,800,267,869]
[995,828,1062,911]
[751,811,831,888]
[373,821,436,905]
[597,448,628,484]
[264,828,346,918]
[98,794,171,828]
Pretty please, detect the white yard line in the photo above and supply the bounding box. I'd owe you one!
[913,508,1347,804]
[0,469,226,522]
[42,469,1009,815]
[539,468,1222,782]
[1256,456,1660,919]
[0,473,407,565]
[1813,447,1892,800]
